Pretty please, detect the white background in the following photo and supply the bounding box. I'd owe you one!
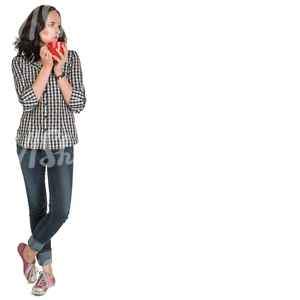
[1,0,299,299]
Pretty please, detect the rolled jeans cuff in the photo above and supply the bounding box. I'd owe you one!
[37,251,52,266]
[28,235,46,252]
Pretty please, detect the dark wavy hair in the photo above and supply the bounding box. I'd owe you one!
[13,5,67,62]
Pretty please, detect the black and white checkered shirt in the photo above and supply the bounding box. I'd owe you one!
[12,50,86,149]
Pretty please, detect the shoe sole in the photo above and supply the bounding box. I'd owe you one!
[17,243,36,284]
[32,283,55,295]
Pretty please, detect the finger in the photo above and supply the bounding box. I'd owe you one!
[62,44,68,52]
[52,55,60,61]
[62,44,68,57]
[44,50,51,58]
[41,45,49,54]
[55,48,64,59]
[44,51,52,61]
[40,47,46,56]
[41,47,49,57]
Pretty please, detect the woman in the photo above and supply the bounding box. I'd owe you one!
[12,5,86,296]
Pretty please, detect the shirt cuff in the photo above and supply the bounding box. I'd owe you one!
[69,89,86,113]
[20,87,38,111]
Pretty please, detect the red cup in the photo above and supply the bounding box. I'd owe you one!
[46,42,65,60]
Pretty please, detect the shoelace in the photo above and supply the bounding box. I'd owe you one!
[26,263,39,279]
[35,272,49,287]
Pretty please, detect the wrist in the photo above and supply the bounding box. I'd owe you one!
[54,68,63,76]
[42,65,52,73]
[55,72,65,80]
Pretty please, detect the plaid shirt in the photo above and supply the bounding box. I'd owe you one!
[12,50,86,150]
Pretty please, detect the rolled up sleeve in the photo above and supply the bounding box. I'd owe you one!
[12,57,38,111]
[68,51,86,114]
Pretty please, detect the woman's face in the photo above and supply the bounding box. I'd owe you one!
[39,11,61,46]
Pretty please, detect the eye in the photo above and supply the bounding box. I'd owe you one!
[48,24,53,28]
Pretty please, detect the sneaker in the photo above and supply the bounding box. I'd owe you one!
[32,272,55,296]
[17,243,39,283]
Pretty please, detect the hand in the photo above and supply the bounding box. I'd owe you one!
[53,43,68,76]
[40,46,53,69]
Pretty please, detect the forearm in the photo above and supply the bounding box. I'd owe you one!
[32,66,52,101]
[55,73,73,105]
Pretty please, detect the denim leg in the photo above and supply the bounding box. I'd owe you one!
[16,144,52,266]
[27,146,74,257]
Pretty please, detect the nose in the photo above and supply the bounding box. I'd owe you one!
[54,25,60,35]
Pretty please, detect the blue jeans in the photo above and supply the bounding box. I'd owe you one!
[16,143,74,266]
